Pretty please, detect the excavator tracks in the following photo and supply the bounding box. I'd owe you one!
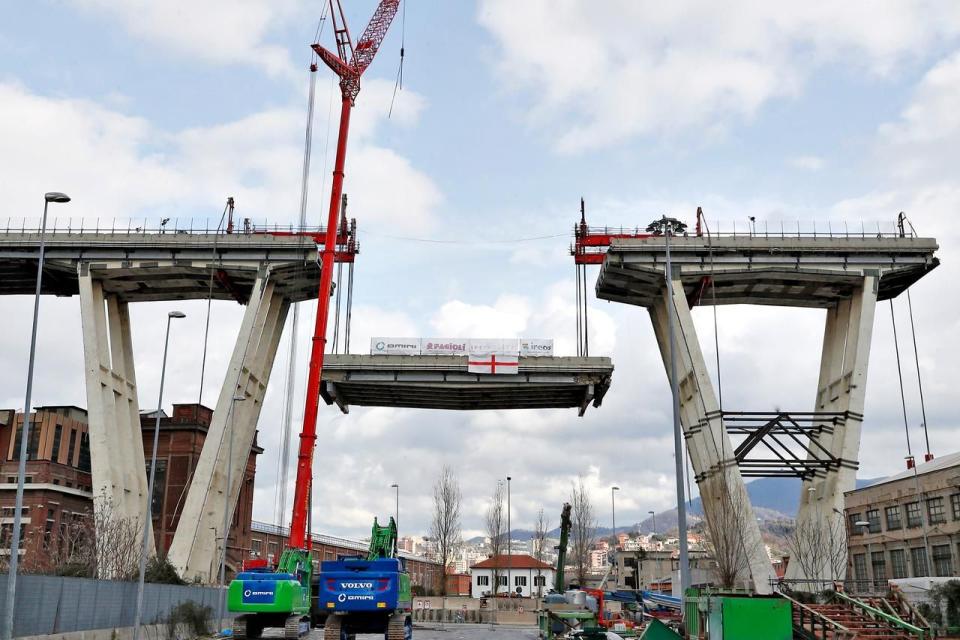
[284,615,310,639]
[386,613,411,640]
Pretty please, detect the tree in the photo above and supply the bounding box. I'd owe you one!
[485,482,506,597]
[702,473,752,588]
[532,508,551,599]
[570,477,597,587]
[430,465,462,598]
[786,511,847,587]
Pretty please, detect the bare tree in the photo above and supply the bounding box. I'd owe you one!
[786,512,847,587]
[485,482,506,597]
[430,465,462,598]
[570,477,598,587]
[702,474,751,588]
[532,508,551,600]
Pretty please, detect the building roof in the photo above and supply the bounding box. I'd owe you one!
[856,450,960,491]
[470,554,553,570]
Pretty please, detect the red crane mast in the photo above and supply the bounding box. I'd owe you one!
[287,0,400,550]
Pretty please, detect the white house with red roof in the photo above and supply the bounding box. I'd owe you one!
[469,553,555,599]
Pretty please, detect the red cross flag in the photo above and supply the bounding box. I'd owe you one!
[467,352,519,375]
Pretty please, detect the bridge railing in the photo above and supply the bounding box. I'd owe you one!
[574,219,913,242]
[1,216,330,236]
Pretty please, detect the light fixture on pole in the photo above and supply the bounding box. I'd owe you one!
[217,392,247,631]
[506,475,512,591]
[854,519,871,585]
[611,486,620,545]
[646,215,691,597]
[2,191,71,640]
[133,310,185,640]
[390,483,399,531]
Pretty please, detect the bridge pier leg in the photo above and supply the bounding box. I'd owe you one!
[649,279,775,593]
[78,266,152,551]
[788,277,877,582]
[168,271,289,582]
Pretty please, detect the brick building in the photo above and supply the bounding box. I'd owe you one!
[0,403,260,578]
[249,521,444,594]
[845,451,960,585]
[0,406,94,571]
[140,403,261,578]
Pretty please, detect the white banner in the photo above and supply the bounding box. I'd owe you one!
[467,352,520,375]
[467,338,520,356]
[520,338,554,357]
[421,338,469,356]
[370,337,421,356]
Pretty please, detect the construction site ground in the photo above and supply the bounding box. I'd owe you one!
[259,624,539,639]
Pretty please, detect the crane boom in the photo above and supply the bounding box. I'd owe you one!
[287,0,400,551]
[554,503,572,592]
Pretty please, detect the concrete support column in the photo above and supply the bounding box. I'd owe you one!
[789,276,877,581]
[649,278,776,593]
[78,266,151,542]
[168,272,289,582]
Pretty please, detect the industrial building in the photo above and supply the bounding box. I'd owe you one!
[0,403,259,575]
[844,451,960,584]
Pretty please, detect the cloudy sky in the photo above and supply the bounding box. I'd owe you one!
[3,1,960,541]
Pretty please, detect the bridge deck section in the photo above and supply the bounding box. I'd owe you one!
[320,354,613,415]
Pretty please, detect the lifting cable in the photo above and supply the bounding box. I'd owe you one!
[388,0,407,118]
[906,290,932,458]
[275,30,325,526]
[890,301,914,459]
[575,261,582,357]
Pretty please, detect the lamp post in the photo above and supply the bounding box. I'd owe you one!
[2,192,70,640]
[646,215,691,596]
[506,475,512,594]
[855,519,871,588]
[390,483,399,531]
[611,486,620,544]
[217,393,246,631]
[133,310,186,640]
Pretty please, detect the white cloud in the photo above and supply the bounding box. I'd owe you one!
[477,1,960,152]
[69,0,304,77]
[788,155,825,171]
[0,81,440,232]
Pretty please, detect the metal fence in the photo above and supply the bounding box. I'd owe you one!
[0,574,225,638]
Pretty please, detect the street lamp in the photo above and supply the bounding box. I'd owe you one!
[390,483,399,531]
[506,475,512,590]
[647,214,691,596]
[854,520,871,587]
[217,392,246,631]
[2,191,71,640]
[133,310,185,640]
[611,486,620,544]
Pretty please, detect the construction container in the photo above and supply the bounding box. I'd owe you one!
[684,588,792,640]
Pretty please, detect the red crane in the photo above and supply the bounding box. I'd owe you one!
[287,0,401,550]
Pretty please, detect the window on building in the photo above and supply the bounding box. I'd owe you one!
[910,547,929,577]
[871,551,886,587]
[145,460,167,518]
[78,432,91,472]
[866,509,881,533]
[932,545,953,577]
[885,506,902,530]
[890,549,908,579]
[11,424,22,460]
[51,424,63,462]
[952,494,960,521]
[251,539,262,555]
[927,497,946,525]
[515,576,527,587]
[906,502,922,528]
[66,428,77,466]
[476,575,489,586]
[26,423,41,460]
[848,513,863,534]
[498,575,508,587]
[853,553,867,581]
[44,508,56,548]
[534,575,546,587]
